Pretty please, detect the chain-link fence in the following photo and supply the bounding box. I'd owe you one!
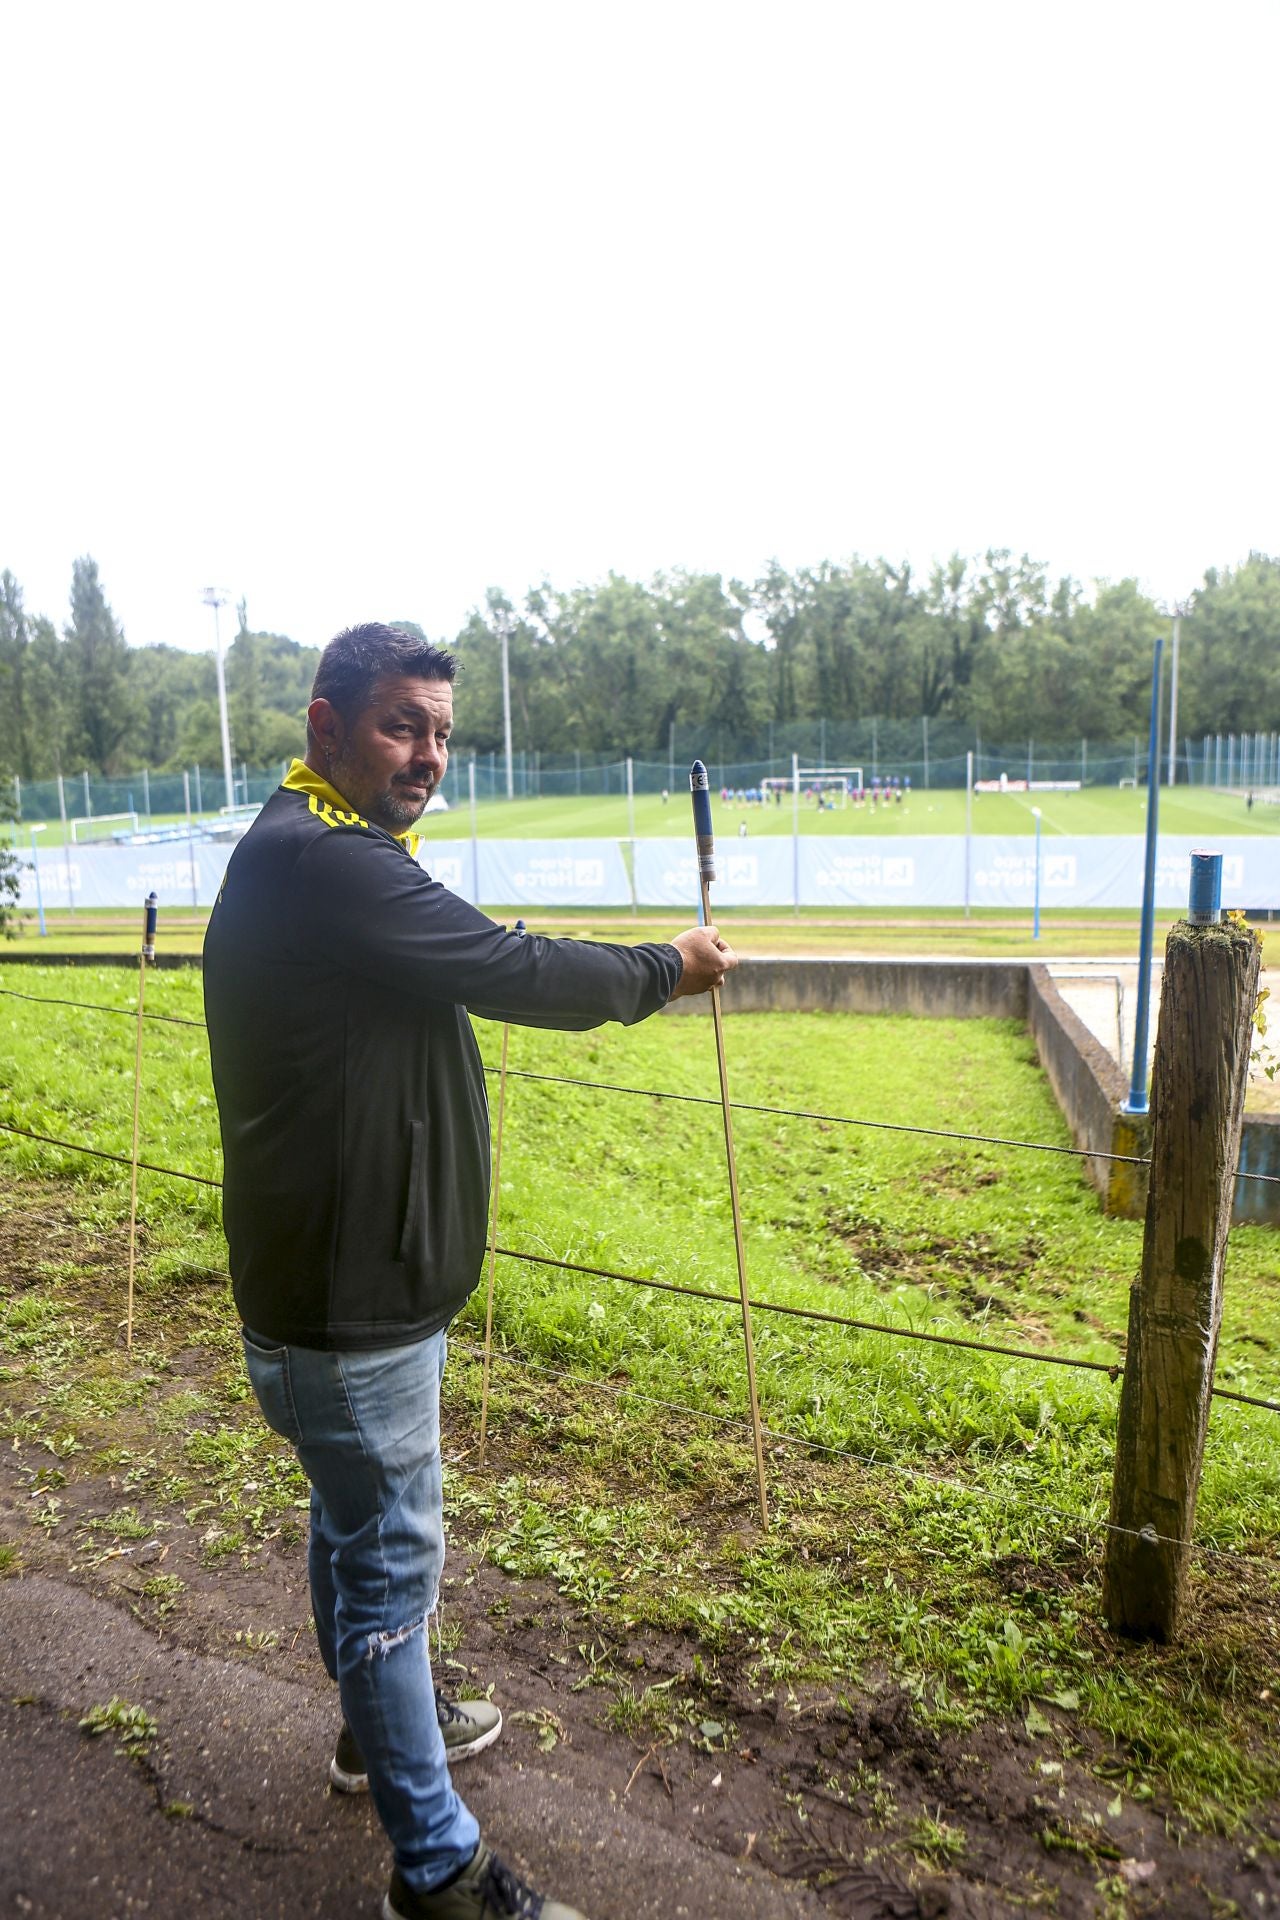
[9,728,1280,823]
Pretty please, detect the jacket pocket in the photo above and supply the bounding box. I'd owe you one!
[397,1119,425,1265]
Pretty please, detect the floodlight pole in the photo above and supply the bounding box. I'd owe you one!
[1166,614,1181,787]
[500,623,514,800]
[202,587,236,811]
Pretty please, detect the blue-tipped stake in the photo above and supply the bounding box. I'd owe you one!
[686,758,770,1528]
[690,760,715,888]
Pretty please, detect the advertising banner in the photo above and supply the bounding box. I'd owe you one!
[470,840,632,907]
[414,840,479,905]
[12,832,1279,914]
[799,837,959,906]
[633,838,795,908]
[15,841,232,911]
[967,836,1280,909]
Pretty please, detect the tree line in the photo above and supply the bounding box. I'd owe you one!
[2,550,1279,780]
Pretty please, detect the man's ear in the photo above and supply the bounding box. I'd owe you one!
[307,697,346,759]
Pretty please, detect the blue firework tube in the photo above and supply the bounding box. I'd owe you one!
[1187,851,1222,925]
[142,891,158,961]
[690,761,715,887]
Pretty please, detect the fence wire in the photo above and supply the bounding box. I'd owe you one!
[3,982,1277,1187]
[3,1186,1270,1569]
[0,1112,1276,1413]
[453,1337,1280,1568]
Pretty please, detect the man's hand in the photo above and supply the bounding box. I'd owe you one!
[669,925,738,998]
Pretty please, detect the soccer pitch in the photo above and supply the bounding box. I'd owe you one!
[426,785,1277,840]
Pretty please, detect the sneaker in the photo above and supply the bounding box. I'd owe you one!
[330,1687,504,1792]
[383,1843,587,1920]
[435,1687,503,1762]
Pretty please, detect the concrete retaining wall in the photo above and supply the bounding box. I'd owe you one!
[1024,966,1150,1219]
[662,955,1030,1021]
[667,955,1274,1229]
[1236,1112,1280,1226]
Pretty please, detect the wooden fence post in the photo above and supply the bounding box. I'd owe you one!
[1103,912,1261,1641]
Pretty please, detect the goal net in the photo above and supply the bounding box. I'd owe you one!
[69,812,139,845]
[763,768,864,807]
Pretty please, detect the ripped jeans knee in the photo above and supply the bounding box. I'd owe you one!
[367,1609,430,1662]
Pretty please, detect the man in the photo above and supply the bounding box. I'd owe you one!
[203,623,734,1920]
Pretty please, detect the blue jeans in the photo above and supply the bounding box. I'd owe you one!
[242,1326,479,1891]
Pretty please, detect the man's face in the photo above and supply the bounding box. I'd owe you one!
[322,673,453,834]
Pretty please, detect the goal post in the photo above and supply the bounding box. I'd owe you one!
[69,812,139,844]
[763,767,864,807]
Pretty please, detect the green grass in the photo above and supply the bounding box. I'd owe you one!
[1,964,1279,1823]
[10,784,1278,847]
[416,784,1279,840]
[8,909,1280,973]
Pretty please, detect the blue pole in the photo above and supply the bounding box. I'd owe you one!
[1124,634,1165,1114]
[30,828,46,937]
[1032,809,1042,940]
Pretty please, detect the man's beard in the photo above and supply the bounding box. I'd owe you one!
[373,775,432,830]
[329,747,432,831]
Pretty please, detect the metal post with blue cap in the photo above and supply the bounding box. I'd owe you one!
[690,761,770,1526]
[125,893,159,1352]
[479,917,527,1461]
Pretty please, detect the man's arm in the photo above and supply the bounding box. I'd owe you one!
[291,831,733,1028]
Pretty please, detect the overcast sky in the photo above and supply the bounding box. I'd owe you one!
[3,1,1276,655]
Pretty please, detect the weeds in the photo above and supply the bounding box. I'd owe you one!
[2,969,1279,1828]
[79,1696,158,1757]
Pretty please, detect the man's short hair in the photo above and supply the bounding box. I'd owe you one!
[311,624,456,724]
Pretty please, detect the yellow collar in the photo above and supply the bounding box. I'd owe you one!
[282,759,421,856]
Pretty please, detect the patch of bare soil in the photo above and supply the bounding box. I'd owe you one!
[2,1180,1279,1919]
[822,1209,1065,1335]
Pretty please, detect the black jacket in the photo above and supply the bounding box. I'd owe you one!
[203,769,682,1348]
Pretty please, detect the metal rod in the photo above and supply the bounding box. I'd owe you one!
[125,893,157,1352]
[478,1021,512,1463]
[964,749,973,919]
[501,622,514,800]
[626,756,637,916]
[469,757,480,904]
[791,751,800,917]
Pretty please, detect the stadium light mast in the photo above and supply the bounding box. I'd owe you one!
[500,622,514,801]
[1166,610,1182,787]
[201,586,236,811]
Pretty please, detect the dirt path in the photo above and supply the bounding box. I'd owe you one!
[0,1574,823,1920]
[3,1502,1277,1920]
